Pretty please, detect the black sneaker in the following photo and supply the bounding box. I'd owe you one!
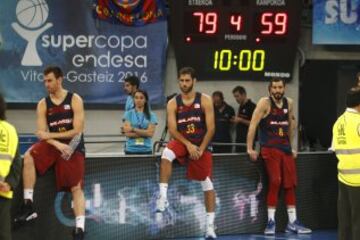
[13,201,38,227]
[73,228,85,240]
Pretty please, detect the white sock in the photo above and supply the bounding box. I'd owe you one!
[268,207,275,221]
[75,215,85,231]
[24,189,34,202]
[206,212,215,227]
[287,207,297,223]
[159,183,168,199]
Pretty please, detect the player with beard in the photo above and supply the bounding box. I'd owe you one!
[247,78,311,235]
[156,67,217,239]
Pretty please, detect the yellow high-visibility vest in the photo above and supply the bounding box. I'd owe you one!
[332,108,360,187]
[0,121,18,198]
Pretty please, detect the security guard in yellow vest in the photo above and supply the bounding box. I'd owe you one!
[332,86,360,240]
[0,94,22,240]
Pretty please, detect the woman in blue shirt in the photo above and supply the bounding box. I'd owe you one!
[122,90,157,154]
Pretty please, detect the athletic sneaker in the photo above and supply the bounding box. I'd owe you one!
[264,219,276,235]
[155,196,169,212]
[205,224,217,239]
[285,220,312,234]
[73,228,85,240]
[13,201,38,226]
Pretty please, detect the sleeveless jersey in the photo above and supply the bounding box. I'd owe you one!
[259,97,291,153]
[176,92,207,146]
[46,92,85,154]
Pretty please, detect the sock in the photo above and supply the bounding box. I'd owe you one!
[268,207,275,221]
[206,212,215,227]
[159,183,168,199]
[75,216,85,231]
[24,189,34,202]
[287,207,297,223]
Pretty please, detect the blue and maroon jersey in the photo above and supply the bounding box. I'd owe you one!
[176,92,207,146]
[259,97,291,154]
[45,92,85,154]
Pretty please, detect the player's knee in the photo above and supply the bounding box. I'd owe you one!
[201,177,214,191]
[161,147,176,162]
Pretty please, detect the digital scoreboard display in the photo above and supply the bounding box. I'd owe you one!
[170,0,302,81]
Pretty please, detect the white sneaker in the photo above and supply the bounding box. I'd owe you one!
[205,224,217,239]
[156,196,169,212]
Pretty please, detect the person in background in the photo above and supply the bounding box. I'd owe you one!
[124,75,140,111]
[247,78,311,235]
[332,86,360,240]
[212,91,235,153]
[122,89,157,154]
[231,86,256,152]
[0,93,23,240]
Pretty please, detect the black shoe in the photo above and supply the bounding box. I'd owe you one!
[13,201,38,227]
[73,228,85,240]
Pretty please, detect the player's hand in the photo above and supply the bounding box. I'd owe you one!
[247,149,258,161]
[186,143,201,160]
[292,149,298,159]
[0,181,10,192]
[55,142,72,159]
[36,130,51,140]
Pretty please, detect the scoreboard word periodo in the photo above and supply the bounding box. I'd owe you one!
[170,0,302,81]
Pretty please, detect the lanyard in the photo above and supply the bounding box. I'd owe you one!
[135,111,145,129]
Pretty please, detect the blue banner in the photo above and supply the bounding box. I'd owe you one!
[0,0,167,105]
[313,0,360,44]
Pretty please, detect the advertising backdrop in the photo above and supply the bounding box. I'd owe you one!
[0,0,167,105]
[313,0,360,44]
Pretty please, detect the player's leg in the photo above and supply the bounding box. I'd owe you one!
[283,152,311,234]
[57,151,85,240]
[71,182,85,240]
[14,142,56,225]
[157,140,187,212]
[188,151,216,239]
[261,147,282,235]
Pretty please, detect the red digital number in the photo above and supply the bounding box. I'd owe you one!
[230,15,242,32]
[261,12,288,35]
[193,12,218,34]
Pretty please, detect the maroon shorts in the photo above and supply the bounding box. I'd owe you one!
[260,147,297,188]
[30,141,85,191]
[166,140,212,181]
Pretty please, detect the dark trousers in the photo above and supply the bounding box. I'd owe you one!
[338,181,360,240]
[0,197,12,240]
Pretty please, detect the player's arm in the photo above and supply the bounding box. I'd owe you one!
[44,94,84,140]
[35,98,73,156]
[167,98,200,160]
[287,97,297,157]
[199,94,215,154]
[167,98,191,146]
[247,98,269,161]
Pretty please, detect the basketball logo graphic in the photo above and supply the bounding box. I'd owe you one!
[16,0,49,29]
[12,0,53,66]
